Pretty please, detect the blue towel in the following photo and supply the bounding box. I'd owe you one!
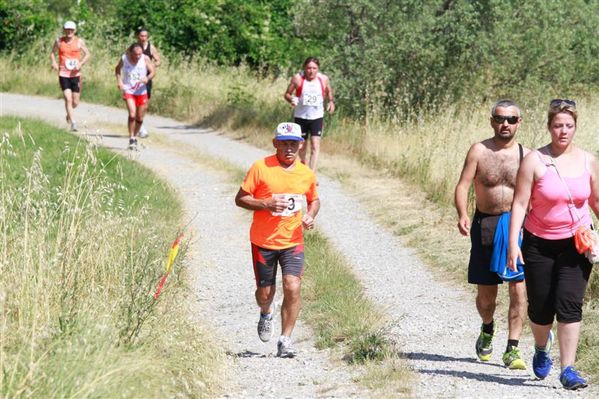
[489,212,524,282]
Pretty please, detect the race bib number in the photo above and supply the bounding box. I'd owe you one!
[127,71,142,85]
[302,94,323,106]
[271,194,305,217]
[65,59,78,70]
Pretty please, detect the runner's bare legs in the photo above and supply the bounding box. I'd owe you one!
[309,136,321,172]
[281,274,301,336]
[125,98,137,138]
[135,103,148,136]
[255,285,276,314]
[507,280,526,340]
[476,285,497,324]
[63,89,75,123]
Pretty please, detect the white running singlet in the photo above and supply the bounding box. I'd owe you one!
[293,73,325,120]
[121,54,148,95]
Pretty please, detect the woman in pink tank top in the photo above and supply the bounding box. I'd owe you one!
[507,100,599,390]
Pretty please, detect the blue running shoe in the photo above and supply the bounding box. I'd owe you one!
[560,366,588,390]
[532,348,552,379]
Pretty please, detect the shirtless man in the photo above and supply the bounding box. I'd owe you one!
[454,99,530,369]
[50,21,91,131]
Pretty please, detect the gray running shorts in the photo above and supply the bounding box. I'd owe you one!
[251,243,305,287]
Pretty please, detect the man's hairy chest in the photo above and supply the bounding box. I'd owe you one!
[476,153,519,188]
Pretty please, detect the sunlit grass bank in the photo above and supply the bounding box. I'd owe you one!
[0,117,223,397]
[3,39,599,384]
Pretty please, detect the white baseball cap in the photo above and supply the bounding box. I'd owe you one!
[63,21,77,30]
[275,122,303,141]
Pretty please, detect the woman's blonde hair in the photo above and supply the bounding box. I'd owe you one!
[548,101,577,125]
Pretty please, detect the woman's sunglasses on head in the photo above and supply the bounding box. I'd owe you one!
[550,99,576,108]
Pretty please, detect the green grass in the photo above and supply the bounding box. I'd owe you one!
[302,230,412,395]
[0,117,224,398]
[4,37,599,387]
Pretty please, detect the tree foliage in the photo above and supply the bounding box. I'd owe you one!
[297,0,599,117]
[111,0,311,71]
[0,0,54,52]
[3,0,599,117]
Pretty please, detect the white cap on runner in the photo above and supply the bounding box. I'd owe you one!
[63,21,77,30]
[275,122,303,141]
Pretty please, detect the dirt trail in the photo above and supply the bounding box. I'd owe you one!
[2,93,595,398]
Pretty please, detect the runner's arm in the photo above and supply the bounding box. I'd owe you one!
[588,152,599,218]
[78,39,91,68]
[151,46,161,67]
[145,56,156,81]
[324,75,335,114]
[507,153,535,270]
[454,144,479,236]
[284,76,299,106]
[302,198,320,230]
[235,188,288,213]
[50,40,59,70]
[115,59,124,90]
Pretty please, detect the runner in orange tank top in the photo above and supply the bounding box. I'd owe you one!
[235,122,320,358]
[50,21,90,132]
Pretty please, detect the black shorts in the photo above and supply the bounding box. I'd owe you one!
[522,229,592,324]
[294,117,323,139]
[468,210,503,285]
[59,76,81,93]
[251,243,304,287]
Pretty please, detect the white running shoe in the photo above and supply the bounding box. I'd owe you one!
[257,303,276,342]
[70,122,78,132]
[138,125,149,138]
[277,335,297,358]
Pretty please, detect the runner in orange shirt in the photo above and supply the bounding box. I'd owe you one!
[235,122,320,358]
[50,21,91,132]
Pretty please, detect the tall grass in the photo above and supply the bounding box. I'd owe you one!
[3,34,599,382]
[0,117,223,397]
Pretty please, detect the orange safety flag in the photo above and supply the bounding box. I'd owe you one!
[153,233,184,299]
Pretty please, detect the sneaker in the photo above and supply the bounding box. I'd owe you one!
[70,122,78,132]
[257,303,276,342]
[532,347,553,379]
[503,346,526,370]
[277,336,297,358]
[138,125,149,138]
[560,366,588,390]
[475,326,494,361]
[128,138,138,150]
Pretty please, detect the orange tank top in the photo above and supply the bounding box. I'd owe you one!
[58,37,81,78]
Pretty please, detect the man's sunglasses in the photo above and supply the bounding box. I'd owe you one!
[492,115,519,125]
[550,98,576,108]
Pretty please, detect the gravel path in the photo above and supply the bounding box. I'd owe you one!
[1,92,596,398]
